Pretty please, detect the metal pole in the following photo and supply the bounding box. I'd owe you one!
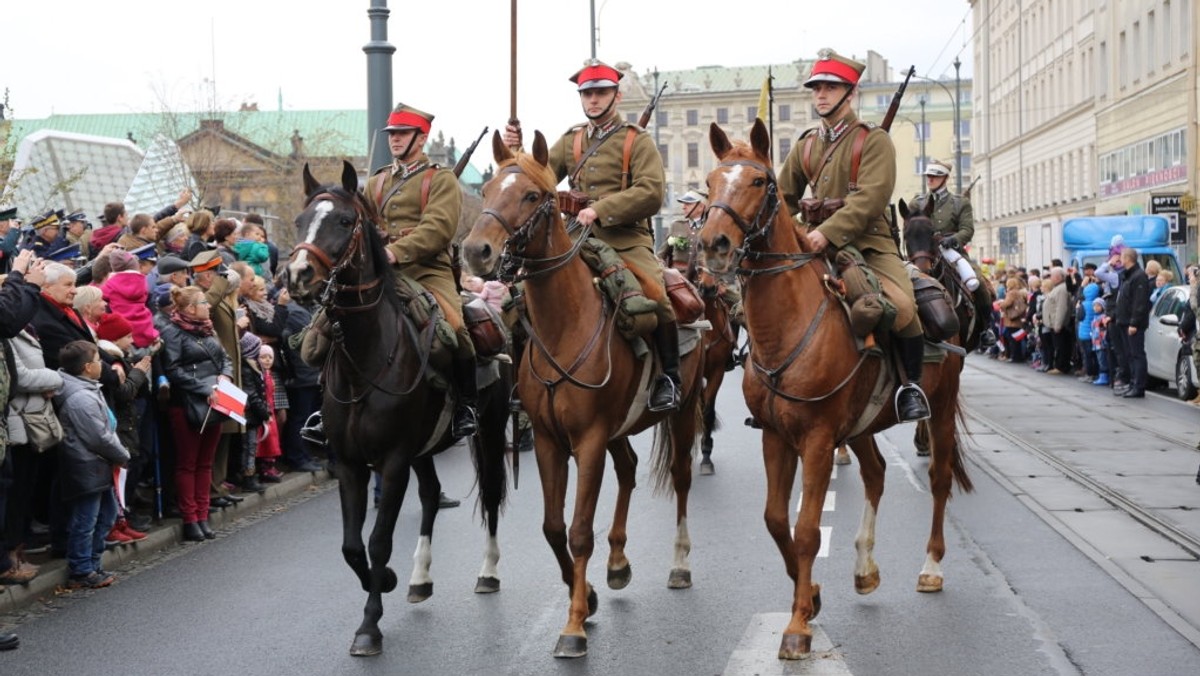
[919,96,927,179]
[653,67,663,248]
[510,0,518,126]
[589,0,597,60]
[364,0,396,173]
[953,57,963,193]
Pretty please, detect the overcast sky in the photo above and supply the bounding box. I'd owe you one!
[6,0,974,163]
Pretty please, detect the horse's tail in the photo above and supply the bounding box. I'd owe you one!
[649,396,703,496]
[950,394,974,494]
[469,377,510,523]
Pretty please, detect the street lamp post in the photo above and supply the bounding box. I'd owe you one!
[364,0,395,173]
[919,96,927,178]
[953,57,963,193]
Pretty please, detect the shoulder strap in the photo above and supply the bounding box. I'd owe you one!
[620,127,638,191]
[801,133,818,187]
[569,125,622,189]
[847,124,871,191]
[419,167,437,212]
[372,173,386,209]
[572,127,585,165]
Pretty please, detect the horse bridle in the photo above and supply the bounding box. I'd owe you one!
[707,159,819,277]
[291,191,384,313]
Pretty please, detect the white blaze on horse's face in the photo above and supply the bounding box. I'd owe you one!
[498,172,519,197]
[288,200,334,279]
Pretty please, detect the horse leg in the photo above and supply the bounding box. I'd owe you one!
[699,368,722,476]
[913,419,931,457]
[407,455,440,602]
[848,435,886,595]
[605,438,637,591]
[554,433,608,659]
[473,387,508,594]
[335,461,373,593]
[919,404,956,593]
[761,430,800,582]
[779,431,835,660]
[350,454,411,657]
[667,405,698,589]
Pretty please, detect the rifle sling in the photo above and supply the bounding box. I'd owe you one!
[801,122,872,195]
[570,124,625,190]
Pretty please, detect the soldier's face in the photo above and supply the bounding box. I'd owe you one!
[683,202,704,220]
[810,82,851,117]
[388,130,426,161]
[579,87,620,120]
[926,175,948,191]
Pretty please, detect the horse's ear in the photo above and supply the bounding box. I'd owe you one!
[710,123,732,160]
[922,194,935,217]
[532,131,549,167]
[302,163,321,197]
[492,130,514,164]
[340,160,358,194]
[749,118,771,162]
[898,198,910,221]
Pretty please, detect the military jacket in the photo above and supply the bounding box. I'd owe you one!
[369,154,462,284]
[658,218,700,271]
[547,122,665,251]
[778,110,897,255]
[910,188,974,249]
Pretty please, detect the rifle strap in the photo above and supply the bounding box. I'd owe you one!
[620,128,638,191]
[374,166,438,213]
[802,123,872,194]
[570,124,623,189]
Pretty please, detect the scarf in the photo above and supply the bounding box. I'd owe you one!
[244,297,275,324]
[41,292,85,330]
[170,310,214,337]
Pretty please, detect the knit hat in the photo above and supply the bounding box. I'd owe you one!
[258,344,274,360]
[109,249,138,273]
[152,283,176,309]
[240,331,262,361]
[1092,298,1106,312]
[96,312,134,342]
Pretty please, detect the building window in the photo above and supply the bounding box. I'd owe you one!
[686,109,698,126]
[717,108,729,124]
[876,94,889,109]
[914,157,932,175]
[656,110,668,127]
[779,104,791,121]
[959,120,971,138]
[747,106,758,121]
[687,142,699,167]
[914,122,931,141]
[960,155,972,174]
[658,144,669,165]
[779,138,792,159]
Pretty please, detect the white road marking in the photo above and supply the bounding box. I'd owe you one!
[876,427,926,493]
[723,613,853,675]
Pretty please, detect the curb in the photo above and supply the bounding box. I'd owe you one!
[0,468,331,616]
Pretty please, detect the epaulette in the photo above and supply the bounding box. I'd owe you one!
[370,165,390,176]
[798,128,819,139]
[623,122,646,133]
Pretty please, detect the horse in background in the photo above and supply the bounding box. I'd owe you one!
[692,264,740,475]
[461,131,704,659]
[285,161,509,657]
[698,119,973,660]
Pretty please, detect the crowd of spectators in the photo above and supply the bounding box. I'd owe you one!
[982,245,1199,405]
[0,197,327,650]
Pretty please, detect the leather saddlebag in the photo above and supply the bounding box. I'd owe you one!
[663,268,705,325]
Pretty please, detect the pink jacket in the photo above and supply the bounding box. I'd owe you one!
[101,271,159,347]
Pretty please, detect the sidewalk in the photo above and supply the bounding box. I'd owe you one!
[0,467,331,616]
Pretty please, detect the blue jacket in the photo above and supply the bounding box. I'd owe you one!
[1076,283,1101,340]
[54,371,130,501]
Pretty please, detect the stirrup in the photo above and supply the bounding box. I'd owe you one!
[979,329,997,348]
[299,412,327,447]
[452,405,478,438]
[647,376,680,412]
[894,383,931,422]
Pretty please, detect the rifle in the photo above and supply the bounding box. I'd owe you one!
[638,83,668,129]
[964,175,981,199]
[453,126,489,178]
[880,66,915,133]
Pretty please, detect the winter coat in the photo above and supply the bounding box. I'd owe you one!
[101,270,160,347]
[1076,283,1101,341]
[281,302,320,389]
[5,330,64,447]
[999,290,1026,329]
[239,360,271,430]
[1043,283,1072,332]
[53,371,129,501]
[97,339,149,456]
[232,239,270,277]
[160,321,232,410]
[1114,264,1150,328]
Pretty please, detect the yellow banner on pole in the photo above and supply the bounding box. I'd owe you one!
[756,77,771,122]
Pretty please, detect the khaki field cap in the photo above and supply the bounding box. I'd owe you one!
[924,160,952,177]
[187,249,222,272]
[382,103,434,134]
[804,49,866,88]
[676,189,708,204]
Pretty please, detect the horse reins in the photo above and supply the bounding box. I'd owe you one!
[708,160,820,277]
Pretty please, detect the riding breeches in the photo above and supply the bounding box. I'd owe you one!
[861,247,922,339]
[618,244,677,325]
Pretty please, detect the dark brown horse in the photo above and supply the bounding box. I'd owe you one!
[461,132,703,659]
[693,266,739,475]
[285,162,509,657]
[698,120,973,660]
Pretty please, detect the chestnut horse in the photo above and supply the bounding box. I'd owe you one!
[461,131,703,659]
[285,162,510,657]
[698,120,973,660]
[693,266,739,475]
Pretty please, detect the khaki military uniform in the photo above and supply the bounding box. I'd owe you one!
[547,122,669,307]
[368,155,472,357]
[659,218,699,273]
[910,188,974,249]
[778,110,921,338]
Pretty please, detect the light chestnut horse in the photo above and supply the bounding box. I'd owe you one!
[461,131,704,659]
[698,120,973,660]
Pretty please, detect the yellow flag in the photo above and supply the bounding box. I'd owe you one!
[756,76,771,122]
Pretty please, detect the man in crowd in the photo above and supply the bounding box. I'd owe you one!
[1112,247,1150,398]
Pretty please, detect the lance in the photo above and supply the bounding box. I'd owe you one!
[507,0,521,150]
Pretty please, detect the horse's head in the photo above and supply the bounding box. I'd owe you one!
[286,161,382,302]
[699,118,784,274]
[899,197,939,275]
[462,130,558,279]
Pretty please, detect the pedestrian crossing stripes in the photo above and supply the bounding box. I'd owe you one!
[722,613,852,675]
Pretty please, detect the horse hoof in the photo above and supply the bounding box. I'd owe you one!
[778,632,811,660]
[587,586,599,617]
[407,582,433,603]
[699,459,715,476]
[349,633,382,657]
[915,446,930,457]
[607,564,632,590]
[855,570,880,595]
[835,453,851,466]
[553,634,588,659]
[810,583,822,619]
[381,567,398,594]
[475,576,500,594]
[667,568,692,589]
[917,574,944,593]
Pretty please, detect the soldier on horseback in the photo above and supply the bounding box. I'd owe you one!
[777,49,930,422]
[503,60,681,411]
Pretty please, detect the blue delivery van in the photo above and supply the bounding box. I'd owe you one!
[1061,215,1183,283]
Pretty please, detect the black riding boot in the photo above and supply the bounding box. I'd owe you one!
[726,323,743,371]
[895,335,931,422]
[973,286,997,348]
[649,322,682,412]
[451,357,479,438]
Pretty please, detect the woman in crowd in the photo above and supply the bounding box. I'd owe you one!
[183,210,216,261]
[998,277,1028,364]
[72,285,108,337]
[160,286,231,542]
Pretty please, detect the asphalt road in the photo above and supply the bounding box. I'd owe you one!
[1,357,1198,675]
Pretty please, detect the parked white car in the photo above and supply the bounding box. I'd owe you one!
[1145,284,1198,400]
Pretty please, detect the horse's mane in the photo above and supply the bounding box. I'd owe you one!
[310,183,394,294]
[716,134,814,254]
[505,152,558,196]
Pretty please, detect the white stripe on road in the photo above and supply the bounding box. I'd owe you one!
[723,613,852,675]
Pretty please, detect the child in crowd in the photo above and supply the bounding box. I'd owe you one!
[233,222,271,278]
[100,249,159,348]
[461,274,511,314]
[238,332,272,494]
[256,344,284,482]
[1091,298,1110,386]
[54,340,130,590]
